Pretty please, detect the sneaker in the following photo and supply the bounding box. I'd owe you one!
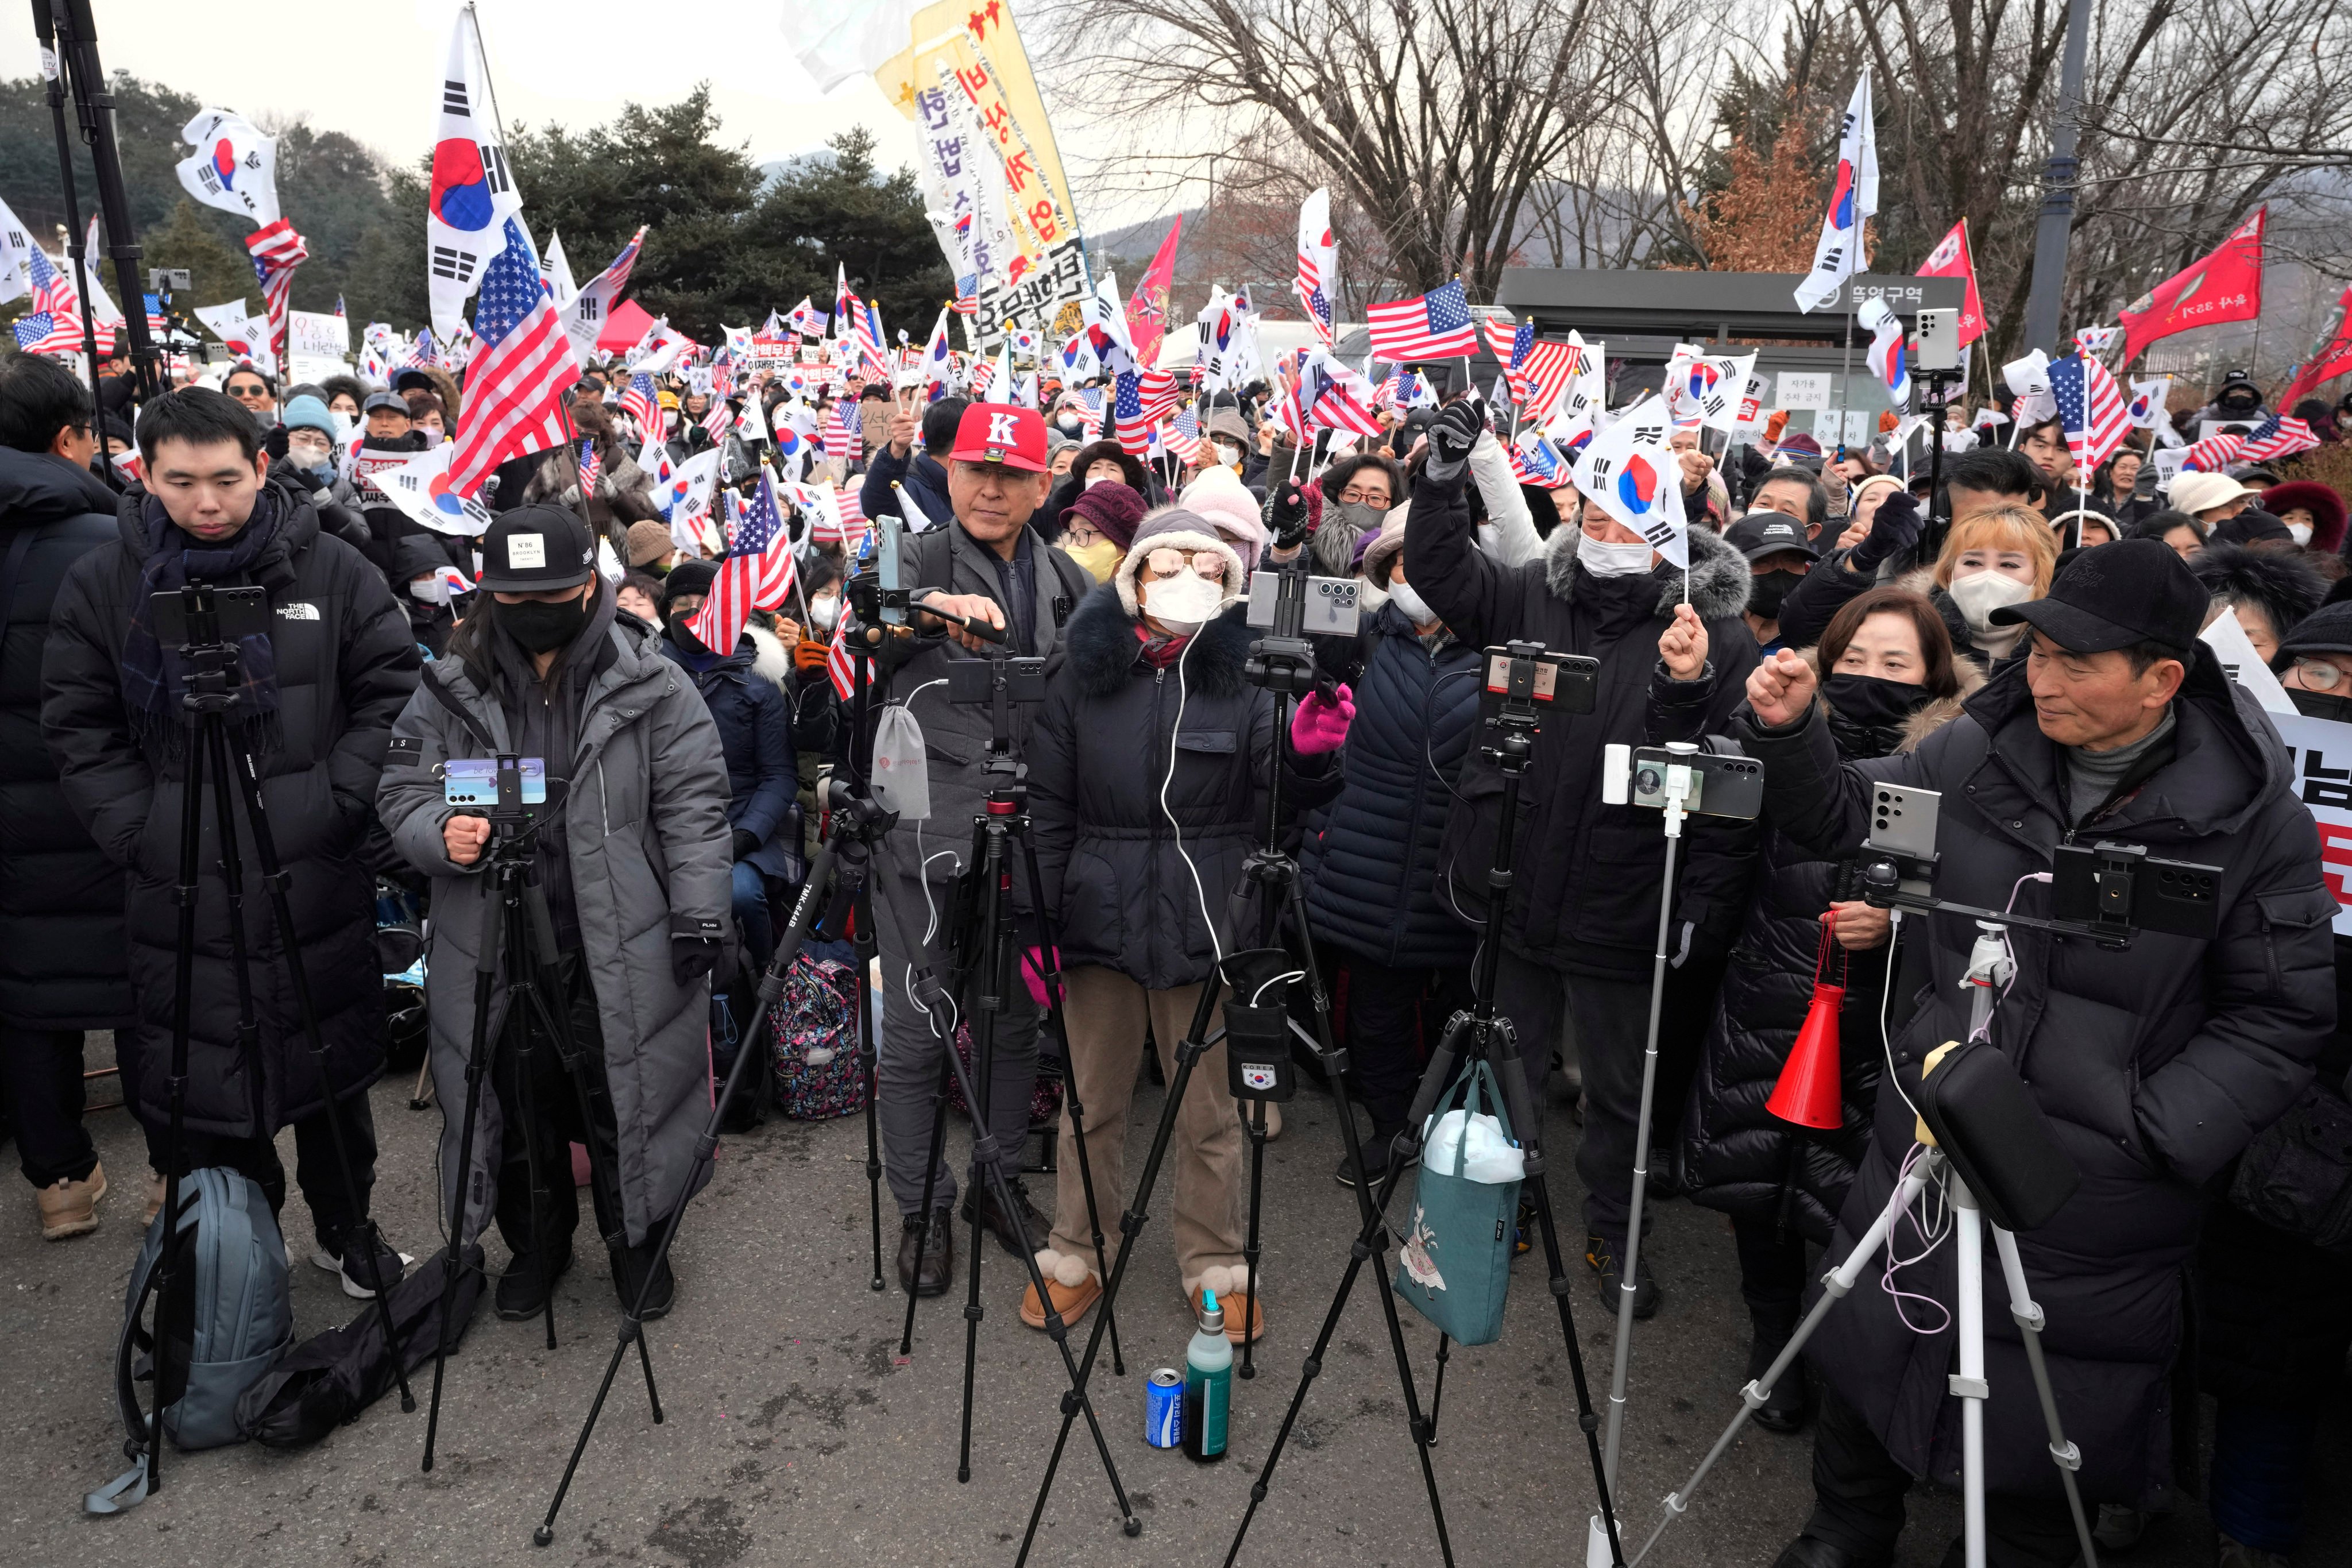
[2215,1534,2292,1567]
[495,1244,574,1319]
[1586,1232,1661,1319]
[36,1161,107,1240]
[960,1178,1050,1260]
[2095,1504,2149,1551]
[897,1208,954,1297]
[1512,1194,1538,1257]
[1334,1130,1415,1189]
[311,1231,416,1300]
[616,1245,675,1322]
[1745,1315,1808,1434]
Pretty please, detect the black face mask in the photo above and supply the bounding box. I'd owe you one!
[496,592,590,654]
[1824,672,1936,731]
[2289,689,2352,725]
[1748,568,1805,620]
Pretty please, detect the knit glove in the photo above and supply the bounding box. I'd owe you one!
[1424,400,1482,488]
[793,638,831,673]
[731,828,761,861]
[1288,683,1356,755]
[1266,479,1311,550]
[1849,490,1922,574]
[670,914,726,987]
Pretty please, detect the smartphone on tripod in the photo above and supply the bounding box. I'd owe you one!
[149,585,270,646]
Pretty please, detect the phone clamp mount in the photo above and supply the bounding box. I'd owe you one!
[1243,557,1358,698]
[1481,639,1600,773]
[1859,837,2222,951]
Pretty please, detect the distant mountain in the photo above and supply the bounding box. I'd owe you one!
[758,148,841,188]
[1090,209,1194,267]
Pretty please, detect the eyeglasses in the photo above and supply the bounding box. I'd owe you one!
[1145,547,1226,581]
[1338,486,1388,505]
[2293,655,2349,690]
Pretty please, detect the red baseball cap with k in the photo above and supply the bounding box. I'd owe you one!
[948,403,1048,472]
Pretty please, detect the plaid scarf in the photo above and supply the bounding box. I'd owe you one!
[119,486,288,761]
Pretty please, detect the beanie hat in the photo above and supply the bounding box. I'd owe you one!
[1179,463,1268,562]
[280,394,335,439]
[2275,599,2352,663]
[661,556,720,612]
[1066,480,1146,550]
[1114,507,1249,620]
[627,518,675,567]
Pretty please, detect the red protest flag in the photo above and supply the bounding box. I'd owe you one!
[2118,208,2266,365]
[1915,218,1986,346]
[1126,215,1183,365]
[2281,284,2352,410]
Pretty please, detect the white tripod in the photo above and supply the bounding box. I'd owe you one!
[1614,920,2103,1568]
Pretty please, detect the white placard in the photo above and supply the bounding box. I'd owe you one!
[2271,709,2352,934]
[287,309,348,360]
[1776,372,1831,411]
[2200,605,2295,715]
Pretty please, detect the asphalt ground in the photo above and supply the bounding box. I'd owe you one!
[5,1035,2345,1568]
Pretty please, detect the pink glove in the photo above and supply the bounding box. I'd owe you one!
[1289,683,1355,755]
[1020,946,1061,1010]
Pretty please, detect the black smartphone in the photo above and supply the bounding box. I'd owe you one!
[1628,746,1764,820]
[947,655,1047,706]
[148,585,271,647]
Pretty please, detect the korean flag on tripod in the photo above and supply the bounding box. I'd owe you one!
[424,8,522,343]
[1572,395,1687,567]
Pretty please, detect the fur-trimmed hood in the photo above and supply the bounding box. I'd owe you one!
[1789,642,1987,755]
[1064,579,1254,699]
[1541,518,1751,621]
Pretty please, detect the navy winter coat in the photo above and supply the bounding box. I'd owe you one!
[661,632,799,880]
[1300,604,1481,969]
[859,442,952,533]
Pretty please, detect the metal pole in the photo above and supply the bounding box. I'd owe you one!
[2021,0,2093,353]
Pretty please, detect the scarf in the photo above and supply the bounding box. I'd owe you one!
[120,487,289,761]
[1134,622,1192,667]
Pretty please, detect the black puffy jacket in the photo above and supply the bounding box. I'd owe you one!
[0,449,134,1031]
[1742,653,2335,1504]
[1029,586,1336,991]
[1300,604,1481,969]
[42,473,420,1137]
[1403,469,1760,979]
[659,630,799,881]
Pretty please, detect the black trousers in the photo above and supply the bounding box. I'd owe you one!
[1805,1383,2084,1568]
[144,1092,381,1254]
[490,951,625,1267]
[1338,953,1474,1134]
[0,1027,99,1188]
[1733,1210,1812,1322]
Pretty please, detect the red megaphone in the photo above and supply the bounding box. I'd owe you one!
[1766,912,1846,1130]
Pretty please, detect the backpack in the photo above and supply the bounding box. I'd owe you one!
[771,947,870,1119]
[86,1168,294,1514]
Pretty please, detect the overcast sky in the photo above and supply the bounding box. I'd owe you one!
[0,0,922,173]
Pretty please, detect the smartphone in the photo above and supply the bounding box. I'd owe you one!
[149,585,271,647]
[1481,643,1600,719]
[947,655,1047,705]
[1246,571,1361,637]
[1865,784,1941,860]
[875,513,905,624]
[1627,746,1763,819]
[443,757,547,808]
[2051,842,2223,940]
[1913,308,1961,373]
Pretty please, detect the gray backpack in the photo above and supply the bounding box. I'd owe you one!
[85,1168,293,1514]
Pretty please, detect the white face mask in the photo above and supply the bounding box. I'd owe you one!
[1577,534,1655,577]
[329,411,357,441]
[1388,579,1436,627]
[2289,521,2314,547]
[408,576,451,606]
[1085,473,1114,489]
[1140,569,1226,632]
[808,594,841,629]
[1215,442,1244,468]
[1947,568,2034,634]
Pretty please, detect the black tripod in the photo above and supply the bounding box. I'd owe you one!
[419,755,654,1472]
[115,585,413,1509]
[895,649,1128,1496]
[1223,641,1625,1567]
[1015,561,1446,1565]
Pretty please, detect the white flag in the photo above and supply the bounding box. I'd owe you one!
[661,447,726,553]
[175,109,281,228]
[1793,74,1878,314]
[0,194,36,304]
[542,229,577,308]
[563,226,647,368]
[1571,395,1687,568]
[79,218,124,326]
[378,445,495,536]
[194,300,273,374]
[425,9,523,343]
[1666,347,1759,432]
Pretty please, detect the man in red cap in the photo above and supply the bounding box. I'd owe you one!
[858,401,1100,1298]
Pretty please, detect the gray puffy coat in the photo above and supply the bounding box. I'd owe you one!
[375,616,732,1247]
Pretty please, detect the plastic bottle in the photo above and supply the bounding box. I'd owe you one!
[1183,1289,1233,1462]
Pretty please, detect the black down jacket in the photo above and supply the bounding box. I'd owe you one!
[43,473,420,1137]
[1300,604,1481,970]
[0,449,134,1031]
[1403,467,1761,980]
[1029,586,1337,991]
[1740,652,2335,1505]
[659,629,800,882]
[1680,670,1980,1240]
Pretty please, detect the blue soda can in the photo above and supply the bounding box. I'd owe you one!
[1145,1368,1184,1448]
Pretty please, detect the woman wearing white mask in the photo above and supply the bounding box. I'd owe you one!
[1024,507,1347,1343]
[1909,508,2056,672]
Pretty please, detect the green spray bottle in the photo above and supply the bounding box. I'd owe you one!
[1183,1289,1232,1462]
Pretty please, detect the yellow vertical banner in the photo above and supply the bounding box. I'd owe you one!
[878,2,1082,246]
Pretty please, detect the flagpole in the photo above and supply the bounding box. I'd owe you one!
[1838,303,1856,462]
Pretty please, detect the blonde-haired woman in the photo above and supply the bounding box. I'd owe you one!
[1912,507,2059,671]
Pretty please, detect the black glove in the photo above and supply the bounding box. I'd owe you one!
[1266,479,1311,550]
[1849,490,1922,574]
[1423,399,1483,487]
[670,914,725,987]
[731,828,760,861]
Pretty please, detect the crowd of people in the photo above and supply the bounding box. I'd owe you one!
[3,332,2350,1567]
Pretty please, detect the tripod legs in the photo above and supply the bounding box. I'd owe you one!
[1239,1099,1266,1380]
[1991,1225,2102,1568]
[849,849,886,1293]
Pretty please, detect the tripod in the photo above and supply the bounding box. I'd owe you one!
[419,757,653,1472]
[107,585,412,1511]
[1221,640,1625,1568]
[1016,561,1445,1566]
[894,650,1129,1497]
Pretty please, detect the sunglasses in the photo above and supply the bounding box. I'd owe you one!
[1144,547,1227,581]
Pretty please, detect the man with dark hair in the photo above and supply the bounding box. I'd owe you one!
[0,356,135,1239]
[1751,466,1832,540]
[1742,539,2332,1568]
[1944,445,2048,517]
[42,387,423,1294]
[222,362,277,427]
[861,393,968,530]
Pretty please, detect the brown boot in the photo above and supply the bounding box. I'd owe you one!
[36,1161,107,1240]
[143,1168,165,1227]
[1020,1249,1102,1330]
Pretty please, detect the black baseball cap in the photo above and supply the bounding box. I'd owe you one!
[362,390,410,416]
[1724,510,1820,563]
[478,504,596,593]
[1989,537,2206,654]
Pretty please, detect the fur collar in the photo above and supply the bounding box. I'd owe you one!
[1065,580,1253,698]
[1542,519,1751,621]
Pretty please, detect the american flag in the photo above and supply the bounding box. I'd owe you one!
[2240,414,2320,464]
[688,472,798,655]
[1301,354,1384,437]
[11,249,103,355]
[1294,187,1337,347]
[576,439,601,506]
[1366,280,1476,361]
[142,293,168,337]
[1481,318,1533,391]
[620,372,662,441]
[245,218,310,369]
[403,329,438,370]
[1064,388,1105,441]
[1165,404,1204,462]
[2046,353,2132,472]
[1507,430,1567,486]
[1134,368,1182,424]
[1515,339,1584,419]
[828,397,862,458]
[969,356,997,396]
[2182,430,2247,473]
[448,219,577,498]
[1113,369,1151,456]
[825,614,867,701]
[701,395,731,441]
